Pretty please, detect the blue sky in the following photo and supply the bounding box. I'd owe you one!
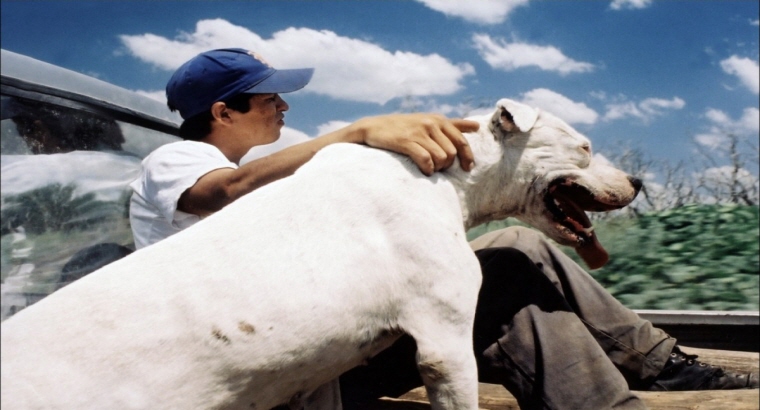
[2,0,758,187]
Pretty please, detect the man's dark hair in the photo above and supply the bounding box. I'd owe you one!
[177,93,254,141]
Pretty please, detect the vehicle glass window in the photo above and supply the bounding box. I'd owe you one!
[1,94,179,320]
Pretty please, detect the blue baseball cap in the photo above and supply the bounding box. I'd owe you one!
[166,48,314,120]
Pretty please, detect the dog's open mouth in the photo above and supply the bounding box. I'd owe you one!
[544,178,624,269]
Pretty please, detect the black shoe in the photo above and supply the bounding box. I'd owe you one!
[647,346,759,391]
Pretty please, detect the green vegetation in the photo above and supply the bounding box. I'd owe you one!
[1,183,122,236]
[467,204,759,311]
[0,183,132,292]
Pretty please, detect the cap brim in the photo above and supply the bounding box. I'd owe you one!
[244,68,314,94]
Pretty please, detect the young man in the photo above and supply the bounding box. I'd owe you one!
[129,48,477,249]
[131,48,757,409]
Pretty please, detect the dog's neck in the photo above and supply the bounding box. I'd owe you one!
[443,114,525,230]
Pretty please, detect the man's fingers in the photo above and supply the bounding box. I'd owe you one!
[442,119,476,171]
[357,113,478,173]
[451,119,480,133]
[418,117,476,172]
[406,143,435,176]
[455,138,475,172]
[410,134,450,173]
[426,127,459,171]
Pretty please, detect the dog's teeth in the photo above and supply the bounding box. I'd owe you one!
[583,226,595,235]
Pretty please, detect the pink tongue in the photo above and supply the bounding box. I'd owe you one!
[574,232,609,270]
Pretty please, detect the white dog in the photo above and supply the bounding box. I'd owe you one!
[1,99,640,410]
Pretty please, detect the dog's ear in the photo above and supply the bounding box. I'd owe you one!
[490,99,539,139]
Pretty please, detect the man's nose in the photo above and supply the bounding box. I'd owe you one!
[276,95,289,111]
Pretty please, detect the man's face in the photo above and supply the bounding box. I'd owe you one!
[237,93,289,146]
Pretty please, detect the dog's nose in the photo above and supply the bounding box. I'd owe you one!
[628,176,643,193]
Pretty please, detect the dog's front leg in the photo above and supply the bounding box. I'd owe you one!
[411,324,479,410]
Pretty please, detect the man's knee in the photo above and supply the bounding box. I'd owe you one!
[474,247,548,296]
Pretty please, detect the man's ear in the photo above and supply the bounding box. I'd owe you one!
[210,101,231,122]
[489,99,538,139]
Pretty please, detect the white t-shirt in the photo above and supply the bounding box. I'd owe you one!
[129,141,237,249]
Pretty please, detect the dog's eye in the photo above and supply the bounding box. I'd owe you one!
[580,144,591,155]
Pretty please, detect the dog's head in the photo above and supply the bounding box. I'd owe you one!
[459,99,642,269]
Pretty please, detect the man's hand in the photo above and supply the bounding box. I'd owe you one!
[351,113,479,176]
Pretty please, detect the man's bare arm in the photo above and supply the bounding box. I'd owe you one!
[178,113,479,216]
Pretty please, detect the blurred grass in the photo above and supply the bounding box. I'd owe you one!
[467,204,759,311]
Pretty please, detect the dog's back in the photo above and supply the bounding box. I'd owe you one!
[1,143,481,409]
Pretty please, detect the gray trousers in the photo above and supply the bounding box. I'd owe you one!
[339,227,676,410]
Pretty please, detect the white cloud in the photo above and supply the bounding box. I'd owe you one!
[119,33,209,71]
[120,19,475,105]
[738,108,760,133]
[720,55,760,95]
[416,0,529,25]
[694,134,725,150]
[708,107,759,134]
[134,90,166,103]
[695,107,760,149]
[609,0,653,10]
[698,166,757,185]
[602,103,638,121]
[639,97,686,113]
[316,120,351,137]
[239,127,311,164]
[704,108,731,126]
[472,34,595,75]
[519,88,599,125]
[751,19,759,26]
[692,166,759,203]
[602,96,685,123]
[398,96,492,118]
[467,106,497,118]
